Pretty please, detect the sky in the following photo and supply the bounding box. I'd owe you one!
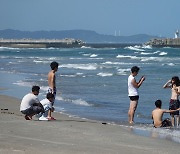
[0,0,180,37]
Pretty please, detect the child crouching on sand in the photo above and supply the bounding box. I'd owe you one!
[39,93,56,121]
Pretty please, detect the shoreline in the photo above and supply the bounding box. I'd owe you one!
[0,93,180,153]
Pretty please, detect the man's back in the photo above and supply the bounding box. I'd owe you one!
[48,70,55,89]
[152,108,164,127]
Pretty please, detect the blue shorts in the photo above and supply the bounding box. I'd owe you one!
[21,106,43,116]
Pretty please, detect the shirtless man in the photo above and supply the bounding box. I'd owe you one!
[152,100,180,128]
[48,61,59,105]
[163,76,180,126]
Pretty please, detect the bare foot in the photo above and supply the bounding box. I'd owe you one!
[129,121,134,125]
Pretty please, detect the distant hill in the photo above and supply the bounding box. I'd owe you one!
[0,29,160,43]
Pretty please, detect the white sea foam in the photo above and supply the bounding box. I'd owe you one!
[116,55,139,60]
[55,96,64,101]
[168,63,175,66]
[140,52,154,55]
[125,46,145,52]
[82,54,91,56]
[97,72,113,77]
[81,46,91,49]
[90,54,98,58]
[60,64,97,70]
[40,86,49,92]
[71,99,92,106]
[141,45,152,49]
[162,63,175,66]
[117,68,130,75]
[159,52,167,56]
[0,47,19,50]
[60,74,77,78]
[102,61,127,65]
[154,50,161,54]
[8,61,18,64]
[33,60,50,64]
[140,57,160,62]
[13,80,33,87]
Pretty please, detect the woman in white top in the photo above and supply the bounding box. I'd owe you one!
[128,66,145,124]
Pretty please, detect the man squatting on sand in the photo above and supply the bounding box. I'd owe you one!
[152,100,180,128]
[163,76,180,127]
[20,86,45,120]
[128,66,145,124]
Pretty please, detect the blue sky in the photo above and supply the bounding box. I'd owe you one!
[0,0,180,37]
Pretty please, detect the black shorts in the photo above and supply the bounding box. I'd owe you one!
[161,118,172,127]
[129,96,139,101]
[169,99,179,115]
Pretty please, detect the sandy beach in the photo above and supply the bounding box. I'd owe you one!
[0,94,179,154]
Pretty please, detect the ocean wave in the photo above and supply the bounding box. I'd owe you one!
[82,53,91,56]
[90,54,98,58]
[125,46,146,52]
[60,73,85,78]
[141,45,152,49]
[13,80,33,87]
[39,86,49,92]
[56,96,92,107]
[81,46,92,49]
[33,60,51,64]
[0,47,20,51]
[97,72,113,77]
[72,99,92,106]
[162,63,175,66]
[140,52,154,55]
[159,52,167,56]
[60,64,97,70]
[117,68,130,75]
[140,57,159,62]
[116,55,139,60]
[102,61,127,65]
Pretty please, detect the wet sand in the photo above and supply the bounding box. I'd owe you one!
[0,94,180,153]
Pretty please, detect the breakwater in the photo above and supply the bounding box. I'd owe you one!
[0,38,85,48]
[0,38,141,48]
[145,38,180,47]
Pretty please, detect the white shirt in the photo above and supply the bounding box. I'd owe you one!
[128,74,138,96]
[40,98,52,109]
[20,93,39,111]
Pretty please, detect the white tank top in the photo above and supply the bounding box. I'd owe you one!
[128,75,138,96]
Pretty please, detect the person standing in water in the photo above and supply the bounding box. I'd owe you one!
[128,66,145,124]
[163,76,180,127]
[48,61,59,105]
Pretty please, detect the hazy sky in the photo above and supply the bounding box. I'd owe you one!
[0,0,180,37]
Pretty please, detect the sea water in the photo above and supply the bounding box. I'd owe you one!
[0,45,180,143]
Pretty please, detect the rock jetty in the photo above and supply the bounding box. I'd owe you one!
[145,30,180,47]
[145,38,180,47]
[0,38,85,48]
